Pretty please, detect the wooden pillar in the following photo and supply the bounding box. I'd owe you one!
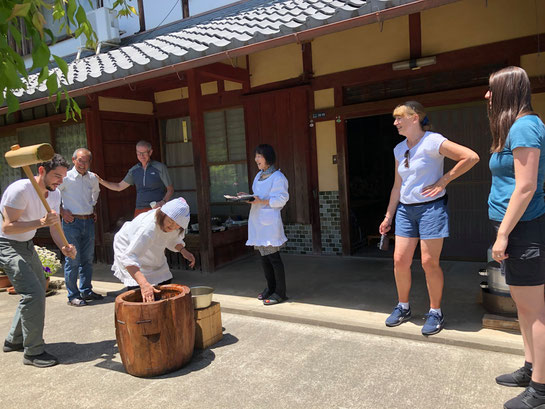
[85,94,108,256]
[187,69,214,272]
[409,13,421,60]
[334,86,350,256]
[302,42,313,82]
[308,92,322,254]
[335,117,350,256]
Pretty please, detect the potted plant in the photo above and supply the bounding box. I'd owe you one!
[0,268,10,289]
[7,246,61,294]
[35,246,62,289]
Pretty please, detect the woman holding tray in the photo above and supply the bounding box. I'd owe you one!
[243,144,290,305]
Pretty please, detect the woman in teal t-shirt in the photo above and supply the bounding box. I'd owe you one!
[486,66,545,409]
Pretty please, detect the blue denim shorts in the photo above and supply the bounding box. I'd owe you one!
[395,197,449,240]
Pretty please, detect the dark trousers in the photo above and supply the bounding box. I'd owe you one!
[261,252,287,299]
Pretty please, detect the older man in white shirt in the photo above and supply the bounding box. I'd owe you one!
[59,148,102,306]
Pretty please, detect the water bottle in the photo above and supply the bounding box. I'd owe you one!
[378,234,389,251]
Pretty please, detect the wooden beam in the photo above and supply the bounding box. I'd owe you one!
[197,62,249,84]
[313,84,489,122]
[0,109,89,134]
[313,34,543,90]
[409,13,421,60]
[246,78,310,95]
[302,42,313,82]
[187,69,215,272]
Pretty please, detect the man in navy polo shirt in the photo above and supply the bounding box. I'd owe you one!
[98,140,173,217]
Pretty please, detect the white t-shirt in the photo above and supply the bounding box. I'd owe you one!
[0,179,61,242]
[112,208,186,287]
[393,131,447,205]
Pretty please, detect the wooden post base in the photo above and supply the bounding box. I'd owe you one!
[482,313,520,333]
[194,301,223,349]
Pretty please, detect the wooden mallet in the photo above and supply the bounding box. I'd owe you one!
[4,144,71,250]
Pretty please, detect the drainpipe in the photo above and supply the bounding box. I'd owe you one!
[0,0,461,115]
[182,0,190,19]
[137,0,146,32]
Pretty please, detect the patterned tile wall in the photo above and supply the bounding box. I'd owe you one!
[282,191,342,255]
[284,224,313,254]
[319,191,342,255]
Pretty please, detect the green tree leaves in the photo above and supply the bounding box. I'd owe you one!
[2,0,136,120]
[8,3,31,21]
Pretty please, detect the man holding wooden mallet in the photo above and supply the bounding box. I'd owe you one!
[0,151,76,368]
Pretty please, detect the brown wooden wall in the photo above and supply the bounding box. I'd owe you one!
[244,86,312,224]
[99,111,158,231]
[428,102,494,259]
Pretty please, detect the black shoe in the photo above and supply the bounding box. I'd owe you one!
[3,340,24,353]
[23,351,59,368]
[497,367,532,387]
[81,291,104,301]
[504,386,545,409]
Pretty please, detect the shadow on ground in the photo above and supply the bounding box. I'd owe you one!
[80,254,487,334]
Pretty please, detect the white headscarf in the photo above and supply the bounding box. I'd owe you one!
[161,197,190,230]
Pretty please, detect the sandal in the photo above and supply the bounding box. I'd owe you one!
[257,288,272,301]
[263,293,287,305]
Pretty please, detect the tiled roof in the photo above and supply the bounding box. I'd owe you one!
[14,0,420,102]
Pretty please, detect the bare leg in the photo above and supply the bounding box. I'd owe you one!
[420,238,445,309]
[510,285,545,383]
[393,236,419,303]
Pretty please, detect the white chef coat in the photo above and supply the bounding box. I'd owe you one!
[246,170,289,247]
[112,208,186,286]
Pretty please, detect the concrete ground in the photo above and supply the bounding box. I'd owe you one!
[87,254,523,354]
[0,254,525,408]
[0,291,524,409]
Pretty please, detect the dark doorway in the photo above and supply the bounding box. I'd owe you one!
[346,114,403,256]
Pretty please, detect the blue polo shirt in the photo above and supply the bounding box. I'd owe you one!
[123,160,172,209]
[488,115,545,221]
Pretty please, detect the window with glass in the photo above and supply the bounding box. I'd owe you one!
[0,120,88,194]
[160,117,198,213]
[54,122,88,162]
[204,107,249,219]
[0,133,22,195]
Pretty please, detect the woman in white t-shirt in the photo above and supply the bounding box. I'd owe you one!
[379,101,479,336]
